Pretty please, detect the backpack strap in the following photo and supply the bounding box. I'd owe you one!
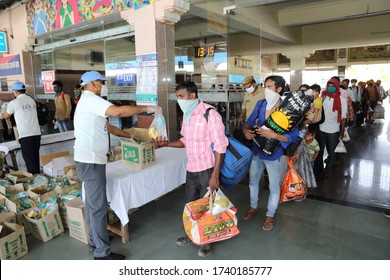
[203,107,214,122]
[203,107,242,160]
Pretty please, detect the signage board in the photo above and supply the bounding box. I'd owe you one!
[41,70,55,93]
[0,32,8,53]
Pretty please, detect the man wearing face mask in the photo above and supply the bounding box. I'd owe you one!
[53,80,72,132]
[319,78,348,177]
[156,81,228,257]
[242,75,298,231]
[74,71,161,260]
[238,76,265,124]
[2,82,41,174]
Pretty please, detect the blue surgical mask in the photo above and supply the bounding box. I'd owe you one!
[177,99,199,123]
[327,86,336,94]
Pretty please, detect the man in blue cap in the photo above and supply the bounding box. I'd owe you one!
[74,71,160,260]
[2,82,41,174]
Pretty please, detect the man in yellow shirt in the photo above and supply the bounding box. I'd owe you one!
[238,76,265,123]
[53,80,72,132]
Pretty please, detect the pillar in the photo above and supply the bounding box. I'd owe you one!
[121,0,190,140]
[282,47,313,91]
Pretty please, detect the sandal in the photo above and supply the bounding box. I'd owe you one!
[262,217,274,231]
[242,207,257,220]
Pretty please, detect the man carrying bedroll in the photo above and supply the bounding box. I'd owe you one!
[74,71,161,260]
[156,81,228,257]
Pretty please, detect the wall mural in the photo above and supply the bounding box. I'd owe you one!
[27,0,155,37]
[348,45,390,62]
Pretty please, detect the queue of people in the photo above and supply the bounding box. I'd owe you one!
[1,73,387,261]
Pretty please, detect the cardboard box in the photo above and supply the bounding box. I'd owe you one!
[5,171,34,184]
[120,128,155,169]
[4,188,36,235]
[0,183,24,196]
[0,194,16,224]
[28,189,58,204]
[55,183,81,229]
[0,222,28,260]
[24,209,64,242]
[41,151,74,177]
[64,197,90,244]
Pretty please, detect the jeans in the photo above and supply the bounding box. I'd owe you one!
[319,131,339,171]
[57,120,70,132]
[248,154,283,217]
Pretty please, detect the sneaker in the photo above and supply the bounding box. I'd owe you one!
[197,245,213,257]
[383,210,390,218]
[176,236,192,246]
[94,252,126,260]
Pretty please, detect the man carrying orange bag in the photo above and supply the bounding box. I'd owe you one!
[156,82,228,257]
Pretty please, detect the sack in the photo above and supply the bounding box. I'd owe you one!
[212,189,234,215]
[254,91,313,155]
[279,157,307,203]
[335,140,347,153]
[148,113,168,140]
[204,109,253,189]
[182,191,240,246]
[373,103,385,119]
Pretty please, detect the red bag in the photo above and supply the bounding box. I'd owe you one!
[182,191,240,246]
[279,157,307,203]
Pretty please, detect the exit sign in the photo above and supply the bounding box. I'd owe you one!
[0,32,8,53]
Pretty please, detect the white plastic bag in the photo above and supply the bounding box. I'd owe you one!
[342,130,350,142]
[212,189,234,215]
[335,140,347,153]
[148,113,167,140]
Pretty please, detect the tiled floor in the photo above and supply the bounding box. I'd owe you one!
[21,103,390,260]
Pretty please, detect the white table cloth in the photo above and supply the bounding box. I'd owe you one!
[106,147,187,226]
[0,131,75,171]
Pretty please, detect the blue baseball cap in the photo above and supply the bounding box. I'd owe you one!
[79,71,108,87]
[12,82,26,91]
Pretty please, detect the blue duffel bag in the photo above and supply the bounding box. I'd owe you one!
[219,131,253,188]
[204,108,253,188]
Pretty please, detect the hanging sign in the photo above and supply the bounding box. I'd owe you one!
[41,70,55,93]
[0,54,21,76]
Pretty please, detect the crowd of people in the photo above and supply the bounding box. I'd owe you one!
[1,74,388,260]
[237,75,389,232]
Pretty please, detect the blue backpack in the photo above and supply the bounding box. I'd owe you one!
[204,108,253,188]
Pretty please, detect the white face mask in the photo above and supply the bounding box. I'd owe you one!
[265,87,280,110]
[245,85,255,93]
[177,98,199,123]
[100,85,108,97]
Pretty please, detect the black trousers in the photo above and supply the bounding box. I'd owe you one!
[19,135,41,174]
[184,168,213,249]
[185,168,213,203]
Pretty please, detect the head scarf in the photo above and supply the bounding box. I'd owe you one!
[322,78,342,123]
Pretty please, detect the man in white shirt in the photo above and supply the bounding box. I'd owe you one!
[2,82,41,174]
[74,71,160,260]
[319,78,348,176]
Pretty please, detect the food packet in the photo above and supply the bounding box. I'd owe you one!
[148,113,168,140]
[212,189,234,215]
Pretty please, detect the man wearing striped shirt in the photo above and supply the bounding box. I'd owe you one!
[157,81,228,257]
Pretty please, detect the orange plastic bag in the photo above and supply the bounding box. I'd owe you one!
[279,157,307,203]
[182,191,240,246]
